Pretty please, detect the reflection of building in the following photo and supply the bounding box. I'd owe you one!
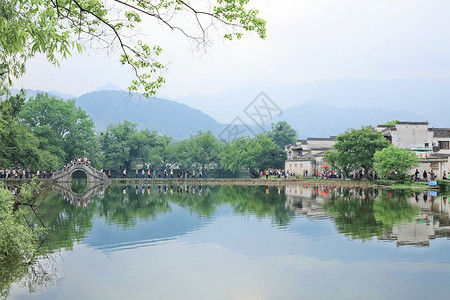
[379,194,450,247]
[377,122,450,178]
[285,137,336,175]
[285,186,450,247]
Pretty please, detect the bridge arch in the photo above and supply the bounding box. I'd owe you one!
[52,162,108,182]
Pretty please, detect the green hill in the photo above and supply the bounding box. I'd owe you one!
[75,90,224,139]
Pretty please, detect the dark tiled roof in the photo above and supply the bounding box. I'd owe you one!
[396,121,429,125]
[431,128,450,137]
[310,147,334,151]
[307,136,336,141]
[431,153,450,158]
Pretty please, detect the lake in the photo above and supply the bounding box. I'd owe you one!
[5,183,450,299]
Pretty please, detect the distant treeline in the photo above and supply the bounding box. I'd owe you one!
[0,93,298,175]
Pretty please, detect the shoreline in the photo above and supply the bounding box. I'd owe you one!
[1,177,443,190]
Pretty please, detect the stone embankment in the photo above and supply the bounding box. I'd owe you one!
[108,178,376,188]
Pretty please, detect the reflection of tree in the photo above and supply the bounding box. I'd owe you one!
[373,192,418,228]
[71,177,87,194]
[0,254,61,299]
[0,255,28,299]
[324,189,418,240]
[27,191,96,252]
[167,185,218,217]
[95,185,296,228]
[96,185,172,228]
[218,186,295,227]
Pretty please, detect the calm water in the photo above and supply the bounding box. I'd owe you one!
[5,183,450,299]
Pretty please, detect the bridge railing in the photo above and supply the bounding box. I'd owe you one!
[52,161,107,181]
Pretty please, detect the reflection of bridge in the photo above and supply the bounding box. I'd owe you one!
[52,181,107,204]
[51,162,108,182]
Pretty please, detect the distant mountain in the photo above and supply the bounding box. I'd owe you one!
[273,101,428,138]
[48,90,77,99]
[75,90,224,139]
[12,77,448,140]
[10,88,74,99]
[95,82,124,92]
[176,78,450,127]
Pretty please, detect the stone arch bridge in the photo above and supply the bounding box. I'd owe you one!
[51,162,108,182]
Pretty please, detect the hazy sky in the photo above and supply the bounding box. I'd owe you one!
[12,0,450,99]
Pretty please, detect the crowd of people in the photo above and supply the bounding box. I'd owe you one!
[2,157,449,182]
[0,167,53,179]
[412,169,442,182]
[114,168,209,179]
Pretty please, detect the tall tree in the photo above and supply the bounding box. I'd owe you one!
[1,0,266,96]
[222,134,285,175]
[0,94,59,169]
[99,121,160,170]
[19,93,97,164]
[266,121,297,149]
[186,131,221,169]
[373,145,418,179]
[325,127,389,177]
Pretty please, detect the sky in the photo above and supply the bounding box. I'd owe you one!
[12,0,450,99]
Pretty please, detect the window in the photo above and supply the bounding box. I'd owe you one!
[438,141,449,149]
[425,143,429,148]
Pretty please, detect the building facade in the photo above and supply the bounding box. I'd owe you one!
[376,122,450,179]
[285,121,450,179]
[285,137,336,175]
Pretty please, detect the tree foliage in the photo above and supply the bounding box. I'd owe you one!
[373,145,418,178]
[381,120,399,126]
[325,127,389,176]
[1,0,266,97]
[0,185,36,259]
[266,121,297,149]
[0,94,59,169]
[20,93,97,164]
[222,134,286,175]
[99,120,163,170]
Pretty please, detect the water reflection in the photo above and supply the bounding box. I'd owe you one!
[3,183,450,299]
[46,184,450,249]
[70,174,87,194]
[285,186,450,246]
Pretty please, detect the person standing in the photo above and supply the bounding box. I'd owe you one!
[123,169,127,178]
[423,170,427,182]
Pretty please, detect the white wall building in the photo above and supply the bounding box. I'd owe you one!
[285,137,336,175]
[377,122,450,179]
[285,121,450,179]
